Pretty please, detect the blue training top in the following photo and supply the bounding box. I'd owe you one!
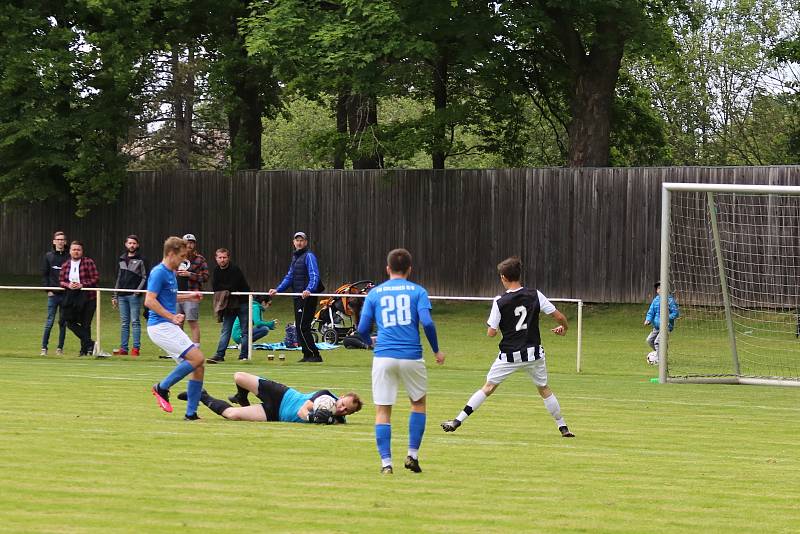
[146,262,178,326]
[645,294,680,331]
[358,278,435,359]
[279,388,316,423]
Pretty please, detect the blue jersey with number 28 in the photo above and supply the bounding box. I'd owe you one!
[360,279,432,360]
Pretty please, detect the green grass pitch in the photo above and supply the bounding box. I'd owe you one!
[0,280,798,532]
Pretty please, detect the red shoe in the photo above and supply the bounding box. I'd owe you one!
[113,348,128,356]
[131,348,140,357]
[152,384,173,413]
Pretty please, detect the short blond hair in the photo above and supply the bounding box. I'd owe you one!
[163,236,187,256]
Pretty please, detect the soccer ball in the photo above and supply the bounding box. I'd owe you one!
[646,351,659,365]
[313,395,336,412]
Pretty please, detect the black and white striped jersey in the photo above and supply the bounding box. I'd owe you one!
[487,287,556,358]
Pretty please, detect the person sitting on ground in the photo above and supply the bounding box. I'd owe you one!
[231,295,277,347]
[178,371,362,424]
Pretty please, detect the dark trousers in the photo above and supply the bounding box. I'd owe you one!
[294,296,319,358]
[214,303,249,359]
[42,293,66,350]
[67,299,96,354]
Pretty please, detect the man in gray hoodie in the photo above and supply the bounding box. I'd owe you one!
[111,235,149,356]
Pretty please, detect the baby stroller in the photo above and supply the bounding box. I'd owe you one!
[312,280,374,344]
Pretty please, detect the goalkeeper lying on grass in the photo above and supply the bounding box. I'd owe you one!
[178,371,362,424]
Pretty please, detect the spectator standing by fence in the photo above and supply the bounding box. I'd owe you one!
[269,232,324,363]
[111,235,148,357]
[40,230,69,356]
[176,233,208,348]
[59,241,103,357]
[208,248,251,363]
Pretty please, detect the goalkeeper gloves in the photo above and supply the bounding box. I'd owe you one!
[307,409,335,425]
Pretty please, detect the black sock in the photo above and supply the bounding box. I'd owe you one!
[205,396,232,416]
[236,385,251,406]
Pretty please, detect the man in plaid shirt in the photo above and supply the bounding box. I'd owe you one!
[176,234,209,346]
[59,241,103,356]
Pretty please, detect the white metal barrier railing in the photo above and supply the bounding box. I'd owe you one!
[0,286,584,371]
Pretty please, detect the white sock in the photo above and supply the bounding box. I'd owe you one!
[456,389,488,422]
[543,394,566,427]
[407,448,418,460]
[381,457,392,468]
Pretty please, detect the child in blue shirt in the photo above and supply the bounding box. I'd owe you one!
[644,281,680,354]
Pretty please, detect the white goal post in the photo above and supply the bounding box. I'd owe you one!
[659,182,800,386]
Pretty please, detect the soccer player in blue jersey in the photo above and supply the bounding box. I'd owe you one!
[178,371,362,423]
[357,248,445,475]
[146,237,206,420]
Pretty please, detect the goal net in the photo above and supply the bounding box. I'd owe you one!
[660,183,800,386]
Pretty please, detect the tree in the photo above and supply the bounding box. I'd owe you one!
[0,0,159,214]
[632,0,799,164]
[390,0,499,168]
[499,0,685,167]
[245,0,405,169]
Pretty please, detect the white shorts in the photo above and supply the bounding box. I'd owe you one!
[372,357,427,405]
[486,350,548,387]
[147,322,195,361]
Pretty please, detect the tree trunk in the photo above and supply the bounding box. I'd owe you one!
[431,55,448,170]
[567,64,620,167]
[346,93,383,169]
[172,47,194,170]
[334,91,348,169]
[228,50,266,170]
[238,77,264,170]
[543,7,625,167]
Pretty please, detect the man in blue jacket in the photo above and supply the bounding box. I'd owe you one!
[269,232,325,363]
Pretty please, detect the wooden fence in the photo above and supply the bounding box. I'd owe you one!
[2,166,799,303]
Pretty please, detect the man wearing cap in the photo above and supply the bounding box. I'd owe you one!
[269,232,325,363]
[176,234,209,347]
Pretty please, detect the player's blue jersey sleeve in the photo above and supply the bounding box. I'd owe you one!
[419,307,439,353]
[146,265,165,293]
[418,289,432,313]
[357,292,376,344]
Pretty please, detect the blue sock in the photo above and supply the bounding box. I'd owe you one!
[159,360,195,391]
[409,411,426,451]
[375,423,392,463]
[186,379,203,417]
